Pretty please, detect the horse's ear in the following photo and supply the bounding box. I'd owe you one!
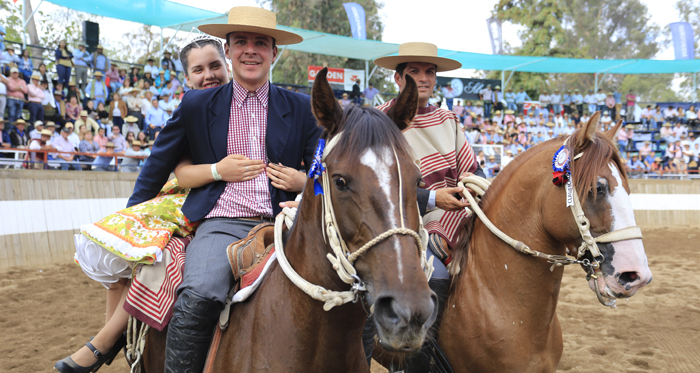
[603,119,623,142]
[386,74,418,131]
[574,111,600,150]
[311,67,343,134]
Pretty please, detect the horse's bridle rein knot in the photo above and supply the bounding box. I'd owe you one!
[456,138,643,308]
[274,131,433,312]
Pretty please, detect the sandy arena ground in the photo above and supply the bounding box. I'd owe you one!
[1,226,698,372]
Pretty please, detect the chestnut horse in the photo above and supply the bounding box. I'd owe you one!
[379,113,652,372]
[141,69,437,372]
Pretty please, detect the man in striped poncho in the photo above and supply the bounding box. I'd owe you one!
[363,42,486,368]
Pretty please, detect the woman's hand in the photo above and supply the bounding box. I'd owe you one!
[266,163,306,192]
[217,154,265,183]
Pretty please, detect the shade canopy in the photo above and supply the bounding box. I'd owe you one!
[49,0,700,74]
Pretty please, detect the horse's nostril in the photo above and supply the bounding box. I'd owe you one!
[375,297,400,324]
[618,271,639,285]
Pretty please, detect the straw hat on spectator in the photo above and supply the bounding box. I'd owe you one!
[13,118,26,126]
[77,41,87,47]
[125,116,139,123]
[65,122,74,129]
[374,42,462,72]
[46,121,56,128]
[106,142,115,148]
[662,123,671,127]
[488,155,496,160]
[40,129,52,136]
[80,110,88,117]
[198,6,303,45]
[654,157,662,162]
[505,109,514,115]
[625,124,634,129]
[94,71,103,77]
[68,81,76,87]
[546,122,555,127]
[96,45,104,50]
[30,71,42,81]
[132,140,142,147]
[494,110,502,115]
[528,112,534,116]
[505,149,512,154]
[342,93,349,98]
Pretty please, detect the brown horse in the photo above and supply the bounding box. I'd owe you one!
[378,113,652,372]
[141,68,437,372]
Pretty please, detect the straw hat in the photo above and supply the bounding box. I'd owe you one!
[77,41,87,47]
[132,140,142,146]
[34,120,44,127]
[14,119,26,125]
[198,6,303,45]
[546,122,555,127]
[505,109,514,114]
[68,81,76,86]
[96,45,104,50]
[65,122,74,128]
[125,116,139,123]
[30,71,42,81]
[80,110,88,116]
[40,129,52,136]
[374,42,462,72]
[94,71,103,77]
[105,142,115,148]
[46,121,56,127]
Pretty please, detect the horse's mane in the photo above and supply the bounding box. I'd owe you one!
[325,105,413,161]
[450,130,624,279]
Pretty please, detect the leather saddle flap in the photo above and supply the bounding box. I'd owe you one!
[227,222,275,283]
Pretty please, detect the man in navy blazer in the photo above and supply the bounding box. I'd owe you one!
[127,8,321,372]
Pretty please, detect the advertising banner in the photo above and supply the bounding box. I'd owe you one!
[436,77,501,101]
[670,22,695,60]
[308,65,364,91]
[343,3,367,40]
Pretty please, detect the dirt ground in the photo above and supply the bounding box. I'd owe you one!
[1,226,698,372]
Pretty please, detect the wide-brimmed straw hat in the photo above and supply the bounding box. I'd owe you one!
[30,72,42,80]
[374,42,462,72]
[198,6,303,45]
[125,116,139,123]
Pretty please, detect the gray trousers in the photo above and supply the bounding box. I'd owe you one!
[74,66,89,91]
[0,96,5,120]
[178,218,260,306]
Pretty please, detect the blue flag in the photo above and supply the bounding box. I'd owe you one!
[670,22,695,60]
[343,3,366,40]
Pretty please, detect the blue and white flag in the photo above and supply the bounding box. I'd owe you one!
[670,22,695,60]
[343,3,366,40]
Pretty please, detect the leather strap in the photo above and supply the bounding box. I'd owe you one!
[85,342,103,359]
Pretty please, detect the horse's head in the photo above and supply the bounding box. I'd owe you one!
[309,68,437,352]
[543,113,652,306]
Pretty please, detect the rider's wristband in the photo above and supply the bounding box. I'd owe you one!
[211,163,222,181]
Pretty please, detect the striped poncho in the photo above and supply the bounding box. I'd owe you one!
[378,100,478,247]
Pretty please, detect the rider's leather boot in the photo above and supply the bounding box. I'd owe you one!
[164,290,221,373]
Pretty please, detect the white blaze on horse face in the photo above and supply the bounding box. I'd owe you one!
[361,148,403,282]
[606,163,651,291]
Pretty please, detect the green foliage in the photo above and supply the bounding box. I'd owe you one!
[665,0,700,99]
[494,0,668,100]
[260,0,393,91]
[619,74,681,102]
[109,25,186,67]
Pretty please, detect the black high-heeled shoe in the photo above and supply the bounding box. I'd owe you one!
[54,334,126,372]
[54,342,105,373]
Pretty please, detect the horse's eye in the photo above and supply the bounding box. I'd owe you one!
[334,177,348,190]
[596,182,607,196]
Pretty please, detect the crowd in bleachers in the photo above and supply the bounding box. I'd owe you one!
[437,86,700,179]
[0,36,187,171]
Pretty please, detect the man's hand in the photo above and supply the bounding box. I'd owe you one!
[279,200,299,209]
[435,186,470,211]
[267,163,306,192]
[216,154,265,183]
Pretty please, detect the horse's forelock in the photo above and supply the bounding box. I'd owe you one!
[568,131,627,202]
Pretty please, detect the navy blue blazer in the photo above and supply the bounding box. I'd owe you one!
[127,82,321,221]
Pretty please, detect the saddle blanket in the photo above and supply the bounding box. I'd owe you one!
[123,237,277,331]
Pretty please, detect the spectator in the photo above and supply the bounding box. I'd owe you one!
[685,105,698,128]
[480,84,493,118]
[27,72,45,125]
[160,50,174,72]
[666,140,683,172]
[362,82,380,106]
[65,96,81,123]
[639,140,653,159]
[106,65,122,95]
[625,90,636,121]
[600,111,612,130]
[9,118,30,148]
[142,71,154,86]
[605,92,616,120]
[72,41,91,91]
[571,89,584,115]
[122,115,140,138]
[121,140,143,172]
[617,124,632,152]
[1,46,19,74]
[117,78,133,100]
[504,88,516,112]
[29,120,44,140]
[143,58,157,77]
[584,89,596,115]
[673,122,687,139]
[54,40,73,87]
[6,67,28,124]
[550,89,562,115]
[92,142,118,171]
[538,89,550,116]
[94,126,108,151]
[472,102,484,117]
[144,79,159,97]
[492,110,503,126]
[453,100,465,122]
[66,81,84,104]
[86,71,108,106]
[91,45,110,74]
[75,110,98,136]
[108,124,127,153]
[627,154,645,177]
[109,92,127,128]
[441,82,457,111]
[595,88,606,113]
[53,126,80,171]
[0,73,7,120]
[95,102,108,122]
[36,63,52,92]
[155,70,167,90]
[40,80,54,111]
[126,66,140,87]
[484,155,499,177]
[562,90,572,114]
[652,106,664,127]
[17,49,33,83]
[664,106,678,124]
[640,105,654,130]
[0,119,11,150]
[340,93,352,108]
[46,89,67,127]
[660,123,675,142]
[64,122,80,148]
[515,87,531,115]
[77,124,89,142]
[27,129,53,168]
[492,85,504,112]
[349,79,361,106]
[78,130,100,164]
[45,121,59,143]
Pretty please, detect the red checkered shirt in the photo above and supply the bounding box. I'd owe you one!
[205,80,273,219]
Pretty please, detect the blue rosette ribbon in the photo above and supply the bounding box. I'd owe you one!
[551,145,570,186]
[307,139,326,195]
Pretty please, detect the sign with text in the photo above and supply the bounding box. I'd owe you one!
[436,77,501,101]
[308,65,364,91]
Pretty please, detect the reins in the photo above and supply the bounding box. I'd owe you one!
[274,131,433,311]
[457,138,643,307]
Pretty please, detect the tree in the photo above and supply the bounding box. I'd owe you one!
[493,0,667,102]
[259,0,394,92]
[665,0,700,99]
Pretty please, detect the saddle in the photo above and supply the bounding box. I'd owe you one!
[226,222,276,289]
